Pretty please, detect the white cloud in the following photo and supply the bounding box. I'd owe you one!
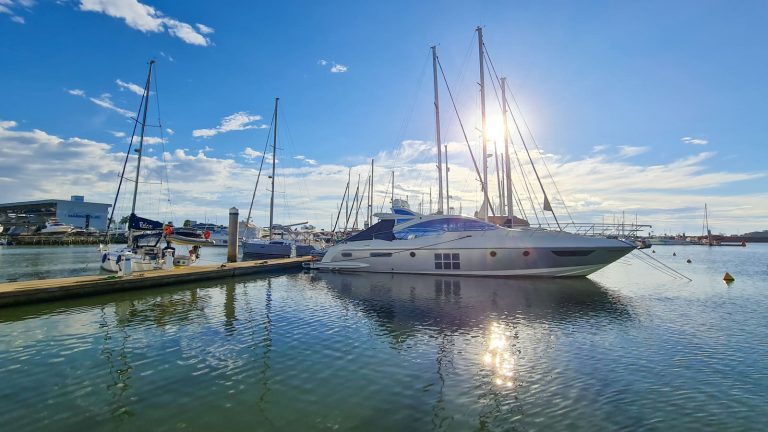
[330,63,348,73]
[592,145,607,153]
[166,128,175,135]
[77,0,212,46]
[115,79,145,96]
[617,145,649,158]
[318,59,349,73]
[67,87,135,117]
[294,155,318,165]
[195,23,214,34]
[1,120,766,233]
[141,136,166,145]
[159,51,174,62]
[193,111,264,138]
[0,0,31,23]
[109,131,126,138]
[682,136,708,145]
[242,147,263,159]
[88,93,134,117]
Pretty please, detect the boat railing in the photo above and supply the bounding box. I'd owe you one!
[536,222,652,237]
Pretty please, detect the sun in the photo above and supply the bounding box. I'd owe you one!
[484,114,506,143]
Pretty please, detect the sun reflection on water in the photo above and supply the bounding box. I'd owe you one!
[484,321,516,387]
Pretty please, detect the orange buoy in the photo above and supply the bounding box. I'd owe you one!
[723,272,735,282]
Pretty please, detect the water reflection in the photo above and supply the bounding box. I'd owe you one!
[314,271,633,420]
[314,272,632,335]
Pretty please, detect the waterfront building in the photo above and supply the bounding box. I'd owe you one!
[0,196,111,232]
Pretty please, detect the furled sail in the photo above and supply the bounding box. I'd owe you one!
[128,213,164,231]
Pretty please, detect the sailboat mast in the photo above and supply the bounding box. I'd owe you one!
[268,97,279,241]
[368,159,374,227]
[130,60,155,215]
[444,144,450,214]
[501,77,514,223]
[391,171,395,205]
[494,141,503,211]
[477,26,490,222]
[431,45,444,214]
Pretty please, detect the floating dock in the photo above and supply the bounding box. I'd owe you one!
[0,256,313,308]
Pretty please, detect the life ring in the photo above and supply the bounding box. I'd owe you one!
[204,230,211,240]
[163,225,173,235]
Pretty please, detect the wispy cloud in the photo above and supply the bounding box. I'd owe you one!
[317,59,348,73]
[67,88,86,97]
[681,136,708,145]
[1,120,765,233]
[115,79,145,96]
[242,147,263,159]
[592,145,608,153]
[0,0,32,24]
[88,93,134,117]
[294,155,318,165]
[159,51,174,62]
[109,131,126,138]
[141,136,166,145]
[618,145,650,158]
[330,63,348,73]
[77,0,212,46]
[166,128,175,135]
[193,111,265,138]
[195,23,214,34]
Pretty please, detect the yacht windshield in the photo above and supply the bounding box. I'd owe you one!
[395,217,497,240]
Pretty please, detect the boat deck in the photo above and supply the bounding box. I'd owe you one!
[0,256,313,308]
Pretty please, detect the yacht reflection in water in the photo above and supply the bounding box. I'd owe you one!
[313,272,631,332]
[314,272,631,389]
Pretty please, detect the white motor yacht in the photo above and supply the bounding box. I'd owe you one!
[39,218,74,235]
[309,215,634,277]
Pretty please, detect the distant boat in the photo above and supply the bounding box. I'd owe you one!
[647,236,695,246]
[38,218,75,235]
[191,223,229,247]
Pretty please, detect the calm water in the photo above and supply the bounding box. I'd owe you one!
[0,244,766,431]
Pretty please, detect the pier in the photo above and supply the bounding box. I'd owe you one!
[0,256,312,308]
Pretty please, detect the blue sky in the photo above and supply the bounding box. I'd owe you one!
[1,0,766,234]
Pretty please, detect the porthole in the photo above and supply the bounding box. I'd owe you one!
[523,250,530,257]
[409,251,416,257]
[489,251,497,257]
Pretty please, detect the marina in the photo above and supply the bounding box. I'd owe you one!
[0,243,766,431]
[2,2,767,431]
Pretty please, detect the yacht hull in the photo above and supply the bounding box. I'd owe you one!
[312,229,634,277]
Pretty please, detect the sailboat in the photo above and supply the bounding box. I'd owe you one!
[241,98,315,259]
[309,28,635,277]
[100,60,212,273]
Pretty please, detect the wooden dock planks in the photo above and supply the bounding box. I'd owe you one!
[0,256,313,308]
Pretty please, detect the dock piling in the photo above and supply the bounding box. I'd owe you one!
[228,207,239,263]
